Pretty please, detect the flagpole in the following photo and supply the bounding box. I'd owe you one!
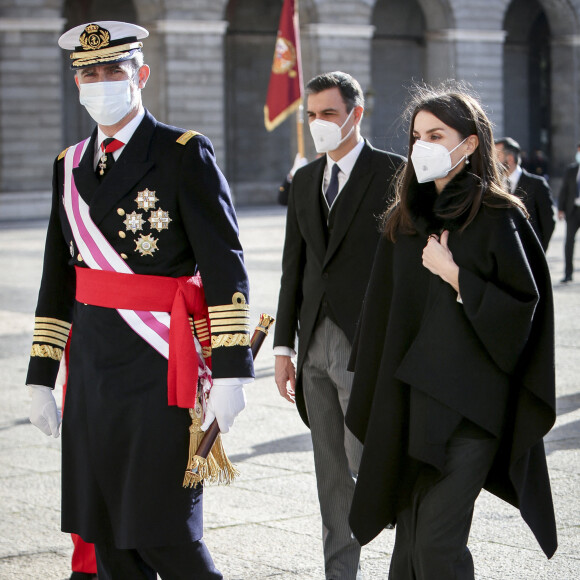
[296,105,304,158]
[295,0,305,159]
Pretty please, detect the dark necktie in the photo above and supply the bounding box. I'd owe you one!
[97,138,124,180]
[325,163,341,207]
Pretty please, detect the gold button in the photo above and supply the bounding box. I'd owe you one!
[77,254,83,262]
[117,208,125,216]
[121,253,128,260]
[118,231,126,238]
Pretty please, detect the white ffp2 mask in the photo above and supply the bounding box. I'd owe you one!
[309,108,355,153]
[79,80,134,126]
[411,138,468,183]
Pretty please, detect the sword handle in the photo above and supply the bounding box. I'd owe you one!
[195,313,275,459]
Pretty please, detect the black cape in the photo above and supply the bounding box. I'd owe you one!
[345,171,557,558]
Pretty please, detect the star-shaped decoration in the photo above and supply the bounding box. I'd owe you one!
[135,188,159,211]
[135,234,158,257]
[148,208,172,232]
[123,211,145,233]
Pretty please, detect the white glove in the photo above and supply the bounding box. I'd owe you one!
[289,153,308,177]
[28,385,61,438]
[201,381,247,434]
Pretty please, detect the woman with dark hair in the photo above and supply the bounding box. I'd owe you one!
[345,84,557,579]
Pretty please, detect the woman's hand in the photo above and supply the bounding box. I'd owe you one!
[422,230,460,292]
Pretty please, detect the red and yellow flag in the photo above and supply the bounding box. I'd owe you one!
[264,0,303,131]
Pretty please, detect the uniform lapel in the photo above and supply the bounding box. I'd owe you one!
[89,111,156,226]
[72,128,99,206]
[323,142,374,267]
[296,157,326,262]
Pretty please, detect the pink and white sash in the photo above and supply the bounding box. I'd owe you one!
[62,139,172,360]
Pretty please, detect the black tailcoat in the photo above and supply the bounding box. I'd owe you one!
[346,172,557,558]
[26,111,254,548]
[514,168,555,250]
[274,141,404,424]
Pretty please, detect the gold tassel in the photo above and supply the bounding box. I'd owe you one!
[183,405,240,488]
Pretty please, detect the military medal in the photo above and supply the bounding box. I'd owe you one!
[98,153,108,176]
[135,188,159,211]
[124,211,145,233]
[149,208,172,232]
[135,234,158,256]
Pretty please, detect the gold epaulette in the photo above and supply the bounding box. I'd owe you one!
[30,316,71,361]
[176,130,202,145]
[57,147,70,161]
[208,292,251,349]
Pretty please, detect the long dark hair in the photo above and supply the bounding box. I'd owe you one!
[383,82,527,241]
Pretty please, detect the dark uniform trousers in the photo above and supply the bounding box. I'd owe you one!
[94,539,222,580]
[564,206,580,279]
[389,434,500,580]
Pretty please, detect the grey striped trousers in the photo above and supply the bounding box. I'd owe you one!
[302,316,364,580]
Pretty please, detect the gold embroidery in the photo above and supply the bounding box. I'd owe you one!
[78,23,110,51]
[193,319,210,341]
[71,42,142,61]
[210,324,250,333]
[58,147,69,161]
[31,344,64,361]
[34,328,69,342]
[211,333,251,349]
[34,317,71,330]
[176,130,201,145]
[33,336,67,349]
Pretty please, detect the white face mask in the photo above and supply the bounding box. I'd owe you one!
[79,79,135,126]
[411,137,468,183]
[309,108,355,153]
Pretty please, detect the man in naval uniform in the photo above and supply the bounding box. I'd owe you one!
[26,21,254,580]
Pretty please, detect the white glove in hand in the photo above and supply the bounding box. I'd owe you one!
[28,385,61,438]
[201,382,246,434]
[289,153,308,177]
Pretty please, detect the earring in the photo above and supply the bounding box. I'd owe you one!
[465,156,470,165]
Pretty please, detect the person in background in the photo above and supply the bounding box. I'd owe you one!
[346,83,557,579]
[495,137,555,250]
[557,142,580,282]
[278,153,308,206]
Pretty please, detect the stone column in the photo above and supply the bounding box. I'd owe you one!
[303,23,375,158]
[0,17,65,218]
[550,35,580,179]
[424,29,506,134]
[152,20,229,166]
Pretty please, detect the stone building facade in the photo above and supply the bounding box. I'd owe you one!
[1,0,579,218]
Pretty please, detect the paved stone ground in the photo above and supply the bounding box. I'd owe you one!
[0,208,578,579]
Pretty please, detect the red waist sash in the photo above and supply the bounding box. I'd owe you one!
[75,266,211,408]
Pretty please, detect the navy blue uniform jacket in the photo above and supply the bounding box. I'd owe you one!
[26,111,254,548]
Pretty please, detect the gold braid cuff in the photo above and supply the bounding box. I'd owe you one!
[208,292,250,349]
[30,344,64,361]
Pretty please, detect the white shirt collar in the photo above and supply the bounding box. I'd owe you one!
[95,108,145,163]
[507,165,523,192]
[325,137,365,180]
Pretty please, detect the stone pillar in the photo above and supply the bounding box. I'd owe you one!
[153,20,228,166]
[424,29,506,134]
[0,17,65,218]
[550,35,580,179]
[304,23,375,158]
